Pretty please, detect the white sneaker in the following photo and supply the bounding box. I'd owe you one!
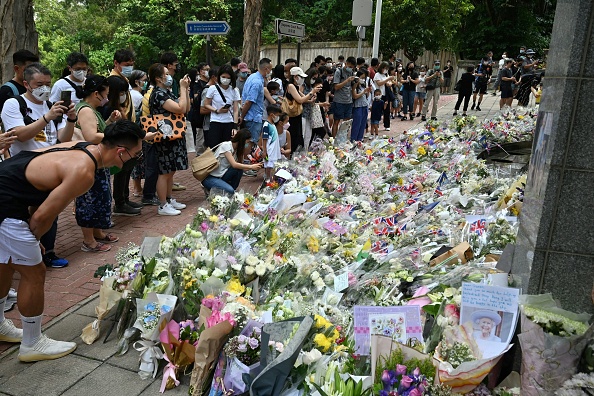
[0,319,23,343]
[158,203,181,216]
[18,334,77,362]
[169,199,186,210]
[8,288,17,298]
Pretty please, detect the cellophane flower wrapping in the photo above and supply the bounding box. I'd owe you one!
[81,277,123,344]
[158,319,201,392]
[222,319,263,394]
[518,294,594,396]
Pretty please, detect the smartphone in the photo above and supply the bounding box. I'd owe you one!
[60,90,72,108]
[223,104,231,109]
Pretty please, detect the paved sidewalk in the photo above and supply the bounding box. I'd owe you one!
[0,92,509,396]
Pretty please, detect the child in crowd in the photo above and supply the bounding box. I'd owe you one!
[261,105,283,181]
[262,81,281,122]
[369,89,385,139]
[276,113,292,159]
[414,65,427,117]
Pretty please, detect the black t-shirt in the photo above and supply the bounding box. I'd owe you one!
[500,68,513,90]
[319,79,332,103]
[459,72,475,93]
[402,70,419,91]
[443,65,453,78]
[475,63,492,84]
[0,80,26,114]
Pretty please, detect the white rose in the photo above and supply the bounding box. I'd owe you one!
[314,278,325,290]
[231,262,242,271]
[255,263,267,276]
[246,255,259,266]
[212,268,225,278]
[310,271,320,281]
[245,266,255,275]
[302,348,322,365]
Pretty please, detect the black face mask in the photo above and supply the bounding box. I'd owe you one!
[175,63,182,73]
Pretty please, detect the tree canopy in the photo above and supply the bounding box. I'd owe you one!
[32,0,556,79]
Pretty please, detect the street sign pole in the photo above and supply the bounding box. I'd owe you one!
[275,19,306,66]
[372,0,382,59]
[206,35,211,66]
[277,35,282,66]
[297,39,302,67]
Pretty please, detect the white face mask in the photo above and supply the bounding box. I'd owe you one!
[295,76,304,85]
[220,77,231,86]
[119,93,127,104]
[31,85,51,102]
[273,115,280,123]
[72,70,87,81]
[201,70,209,78]
[311,78,317,85]
[121,65,134,77]
[266,71,272,78]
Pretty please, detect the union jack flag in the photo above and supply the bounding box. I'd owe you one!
[398,148,407,158]
[343,204,357,215]
[371,240,389,252]
[388,137,395,144]
[437,171,448,186]
[406,198,417,205]
[373,216,384,225]
[434,187,443,196]
[335,183,346,193]
[470,219,487,235]
[429,229,445,236]
[386,152,395,161]
[366,154,374,163]
[374,227,390,236]
[384,216,397,227]
[315,171,323,180]
[389,185,399,193]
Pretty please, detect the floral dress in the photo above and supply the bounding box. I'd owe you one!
[74,101,112,229]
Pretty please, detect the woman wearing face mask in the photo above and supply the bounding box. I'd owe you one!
[146,63,190,216]
[400,62,419,121]
[201,128,262,195]
[203,65,240,149]
[395,64,404,117]
[286,67,320,153]
[414,66,427,117]
[50,52,89,106]
[73,75,122,252]
[373,62,395,131]
[129,70,148,113]
[128,70,149,197]
[351,69,372,142]
[301,67,320,151]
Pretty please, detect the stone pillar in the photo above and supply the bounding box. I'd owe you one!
[510,0,594,314]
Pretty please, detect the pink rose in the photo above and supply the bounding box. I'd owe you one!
[395,364,407,376]
[407,286,431,308]
[400,375,413,389]
[409,388,422,396]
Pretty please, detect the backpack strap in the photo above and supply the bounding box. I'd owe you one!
[60,77,83,98]
[14,96,60,130]
[2,81,20,97]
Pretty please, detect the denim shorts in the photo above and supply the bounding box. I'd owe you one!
[331,102,353,120]
[370,119,380,125]
[415,92,426,99]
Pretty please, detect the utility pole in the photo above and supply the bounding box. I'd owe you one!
[372,0,382,59]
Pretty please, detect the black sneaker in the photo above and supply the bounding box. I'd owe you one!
[431,117,437,121]
[43,252,69,268]
[409,114,414,120]
[113,203,141,216]
[126,200,143,209]
[471,103,476,110]
[421,116,427,121]
[141,197,160,206]
[476,105,482,111]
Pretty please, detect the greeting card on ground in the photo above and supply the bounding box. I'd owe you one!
[459,282,519,358]
[369,314,406,344]
[353,305,423,355]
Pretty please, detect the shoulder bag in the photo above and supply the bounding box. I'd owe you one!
[191,142,224,181]
[280,85,303,117]
[140,89,186,143]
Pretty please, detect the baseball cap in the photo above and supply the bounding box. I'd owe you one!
[526,49,536,55]
[290,67,308,77]
[238,62,249,72]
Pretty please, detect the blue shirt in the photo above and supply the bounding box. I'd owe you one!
[262,121,277,143]
[242,72,265,122]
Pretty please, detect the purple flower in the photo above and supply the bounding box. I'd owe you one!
[200,222,209,232]
[237,335,247,344]
[400,375,413,389]
[413,367,420,377]
[237,343,248,353]
[381,370,392,385]
[408,389,422,396]
[248,337,259,349]
[395,364,407,376]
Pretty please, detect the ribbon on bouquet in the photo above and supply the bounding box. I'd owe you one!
[160,355,180,393]
[133,340,164,379]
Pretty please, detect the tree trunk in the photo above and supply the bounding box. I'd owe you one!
[241,0,263,69]
[0,0,38,82]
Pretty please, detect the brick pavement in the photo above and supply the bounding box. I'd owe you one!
[0,91,499,356]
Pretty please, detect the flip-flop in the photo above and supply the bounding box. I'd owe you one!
[95,233,119,243]
[81,242,112,252]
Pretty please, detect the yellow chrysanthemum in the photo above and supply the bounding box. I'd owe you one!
[418,146,427,156]
[208,215,219,223]
[314,314,331,330]
[313,333,332,352]
[226,277,245,295]
[307,236,320,253]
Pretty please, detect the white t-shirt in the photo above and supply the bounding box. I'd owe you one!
[49,76,83,105]
[210,141,234,178]
[130,89,143,111]
[2,95,66,156]
[373,72,388,96]
[206,85,240,124]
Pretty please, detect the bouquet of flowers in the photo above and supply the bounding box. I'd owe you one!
[132,293,177,380]
[158,319,203,392]
[518,294,594,396]
[222,320,263,394]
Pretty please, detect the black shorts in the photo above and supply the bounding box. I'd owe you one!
[473,82,487,94]
[501,88,513,99]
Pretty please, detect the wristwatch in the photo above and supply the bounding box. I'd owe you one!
[67,117,78,123]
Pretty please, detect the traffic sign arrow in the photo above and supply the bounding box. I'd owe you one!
[275,19,305,38]
[185,21,230,35]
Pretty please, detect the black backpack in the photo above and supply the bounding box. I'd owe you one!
[60,77,84,99]
[14,96,61,130]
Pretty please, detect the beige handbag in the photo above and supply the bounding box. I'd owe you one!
[191,143,223,181]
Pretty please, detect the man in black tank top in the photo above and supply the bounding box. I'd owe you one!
[0,120,144,362]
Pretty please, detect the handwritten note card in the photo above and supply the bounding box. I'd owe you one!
[461,282,519,313]
[334,271,349,292]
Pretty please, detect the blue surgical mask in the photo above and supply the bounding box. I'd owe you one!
[121,65,134,78]
[434,66,440,70]
[239,72,248,78]
[345,67,353,73]
[142,81,148,91]
[164,75,173,87]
